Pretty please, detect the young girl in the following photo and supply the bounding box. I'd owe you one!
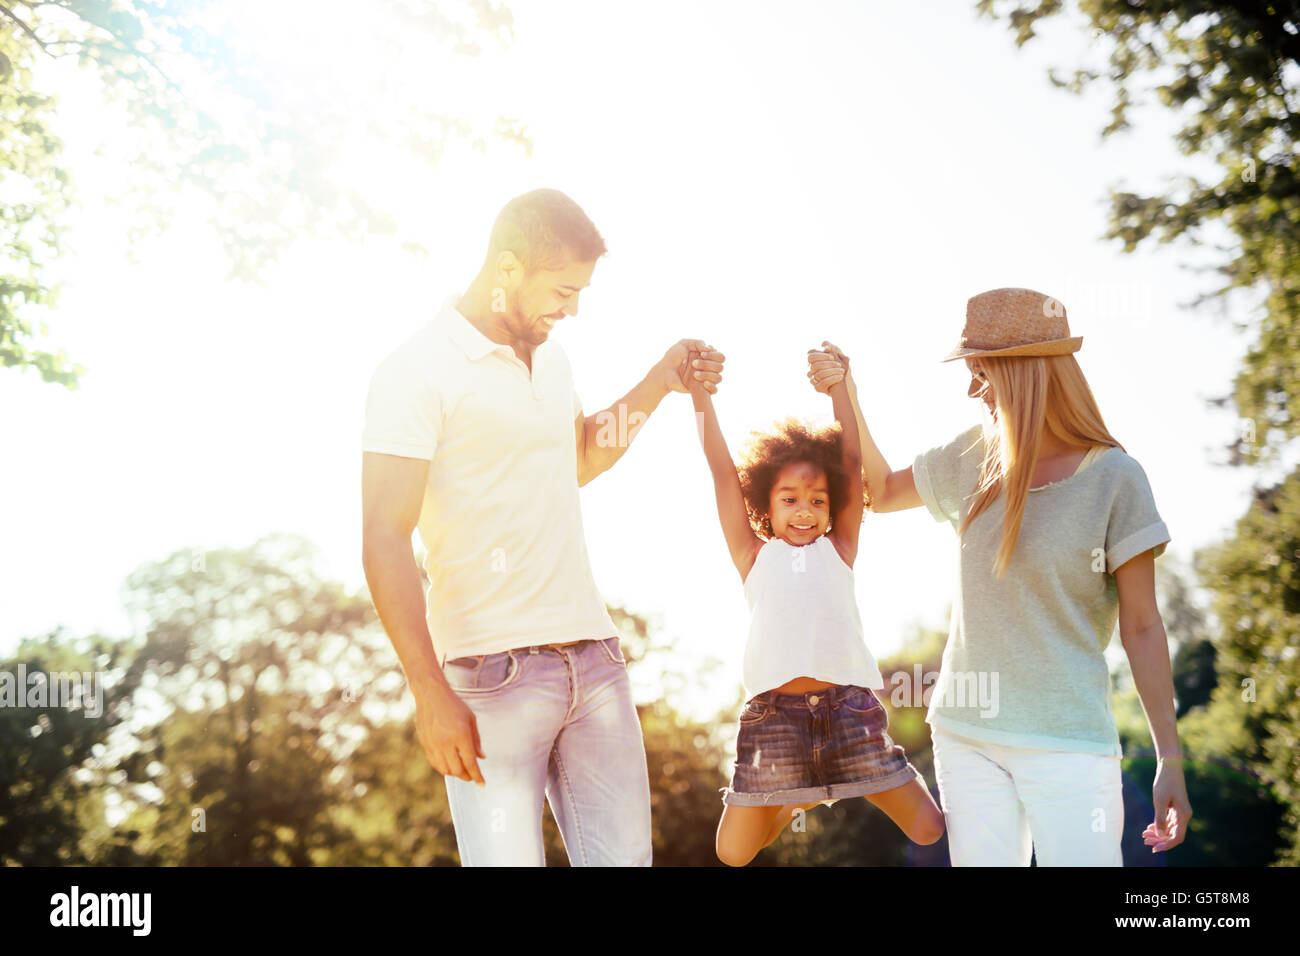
[688,350,945,866]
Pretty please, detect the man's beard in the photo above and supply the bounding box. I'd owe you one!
[501,309,540,347]
[507,300,552,347]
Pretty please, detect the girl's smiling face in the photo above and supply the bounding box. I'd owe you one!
[767,461,831,545]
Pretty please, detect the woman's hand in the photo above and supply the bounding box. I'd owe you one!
[807,340,852,394]
[1143,758,1193,853]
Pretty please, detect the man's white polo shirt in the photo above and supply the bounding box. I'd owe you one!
[362,296,617,665]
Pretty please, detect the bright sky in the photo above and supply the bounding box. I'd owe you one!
[2,1,1277,719]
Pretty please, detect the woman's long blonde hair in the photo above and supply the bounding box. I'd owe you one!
[960,353,1124,578]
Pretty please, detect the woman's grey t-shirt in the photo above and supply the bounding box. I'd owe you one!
[912,424,1170,756]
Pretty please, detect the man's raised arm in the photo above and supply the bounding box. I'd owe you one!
[577,338,725,486]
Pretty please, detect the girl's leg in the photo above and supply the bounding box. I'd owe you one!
[864,778,946,845]
[716,804,787,867]
[759,801,824,849]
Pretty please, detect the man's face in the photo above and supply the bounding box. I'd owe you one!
[500,253,597,346]
[965,358,998,421]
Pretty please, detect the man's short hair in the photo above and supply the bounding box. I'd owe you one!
[487,189,606,272]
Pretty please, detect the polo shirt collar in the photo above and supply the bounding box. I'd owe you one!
[440,294,552,365]
[440,295,507,361]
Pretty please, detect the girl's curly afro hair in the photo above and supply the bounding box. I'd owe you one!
[736,417,870,540]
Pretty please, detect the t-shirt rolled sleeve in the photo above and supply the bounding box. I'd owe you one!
[913,425,981,524]
[912,449,947,523]
[361,349,442,461]
[1105,460,1171,572]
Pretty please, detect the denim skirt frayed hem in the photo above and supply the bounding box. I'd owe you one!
[719,762,919,807]
[719,684,920,807]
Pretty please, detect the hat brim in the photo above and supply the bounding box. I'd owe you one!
[941,336,1082,363]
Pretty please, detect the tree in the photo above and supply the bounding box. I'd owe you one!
[114,532,399,864]
[1193,475,1300,864]
[0,0,527,388]
[0,628,147,864]
[977,0,1299,466]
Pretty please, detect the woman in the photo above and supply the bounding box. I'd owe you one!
[806,287,1191,866]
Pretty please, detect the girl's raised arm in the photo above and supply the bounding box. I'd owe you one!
[827,372,864,566]
[689,374,763,582]
[808,343,923,513]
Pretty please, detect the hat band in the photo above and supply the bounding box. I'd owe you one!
[942,335,1082,363]
[961,336,1056,350]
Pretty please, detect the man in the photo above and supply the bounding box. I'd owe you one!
[360,188,724,865]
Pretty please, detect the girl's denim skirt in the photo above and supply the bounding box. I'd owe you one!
[721,684,919,806]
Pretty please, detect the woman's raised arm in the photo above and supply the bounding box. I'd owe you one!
[807,342,923,513]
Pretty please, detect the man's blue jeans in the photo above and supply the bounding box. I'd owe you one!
[442,637,653,866]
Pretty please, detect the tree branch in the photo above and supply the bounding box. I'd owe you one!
[0,3,52,56]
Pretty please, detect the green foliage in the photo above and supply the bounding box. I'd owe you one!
[637,698,735,866]
[0,628,144,863]
[1152,557,1218,716]
[329,718,460,866]
[0,18,78,386]
[1172,637,1217,717]
[111,532,409,864]
[1194,469,1300,864]
[1111,556,1292,864]
[977,0,1300,466]
[0,0,527,387]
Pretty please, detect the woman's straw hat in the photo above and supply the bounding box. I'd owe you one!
[941,288,1083,362]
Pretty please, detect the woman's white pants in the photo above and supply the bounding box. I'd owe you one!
[931,725,1124,866]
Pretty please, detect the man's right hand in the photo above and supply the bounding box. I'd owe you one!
[414,682,486,785]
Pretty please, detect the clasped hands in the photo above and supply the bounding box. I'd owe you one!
[681,340,855,396]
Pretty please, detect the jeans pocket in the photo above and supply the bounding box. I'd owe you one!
[443,650,519,695]
[598,636,627,667]
[841,686,881,715]
[739,696,771,725]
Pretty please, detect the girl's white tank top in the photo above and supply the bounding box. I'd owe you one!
[741,535,885,698]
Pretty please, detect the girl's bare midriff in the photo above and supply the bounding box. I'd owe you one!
[773,676,840,693]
